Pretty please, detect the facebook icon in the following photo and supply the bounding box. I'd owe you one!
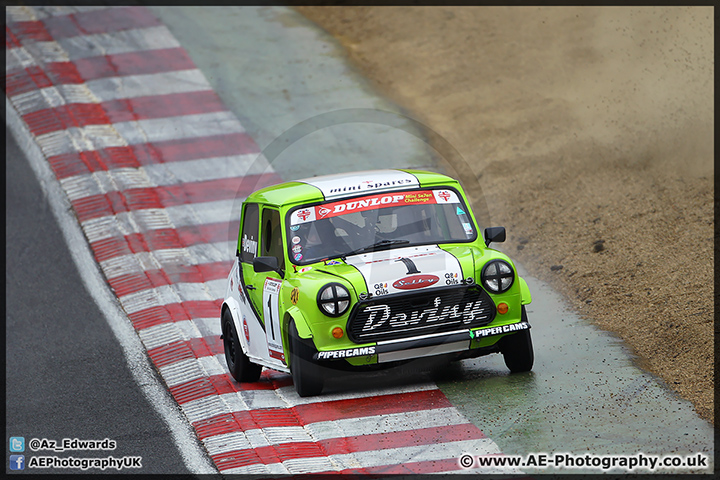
[10,455,25,470]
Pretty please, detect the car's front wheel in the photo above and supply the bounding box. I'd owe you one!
[223,309,262,382]
[500,306,534,373]
[288,319,324,397]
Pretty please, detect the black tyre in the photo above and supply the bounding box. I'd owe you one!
[288,319,324,397]
[500,306,534,373]
[222,309,262,382]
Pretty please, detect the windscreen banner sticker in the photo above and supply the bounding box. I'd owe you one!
[471,321,530,339]
[263,278,285,363]
[291,190,461,225]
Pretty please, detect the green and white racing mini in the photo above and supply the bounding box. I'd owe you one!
[221,169,534,396]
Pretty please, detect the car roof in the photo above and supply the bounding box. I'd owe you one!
[245,169,459,207]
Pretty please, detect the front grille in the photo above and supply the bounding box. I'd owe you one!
[347,285,495,343]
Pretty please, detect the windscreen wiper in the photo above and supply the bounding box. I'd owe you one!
[341,239,410,260]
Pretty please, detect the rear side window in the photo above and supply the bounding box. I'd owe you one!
[261,208,285,270]
[239,203,259,263]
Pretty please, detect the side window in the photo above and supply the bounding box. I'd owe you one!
[261,208,285,270]
[239,203,259,263]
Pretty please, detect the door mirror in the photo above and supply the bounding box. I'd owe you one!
[484,226,506,247]
[253,256,284,278]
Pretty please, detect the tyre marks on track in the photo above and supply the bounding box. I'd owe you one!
[5,5,517,474]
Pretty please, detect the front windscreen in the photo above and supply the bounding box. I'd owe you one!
[286,188,477,264]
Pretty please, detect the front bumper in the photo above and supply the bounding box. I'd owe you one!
[314,321,530,363]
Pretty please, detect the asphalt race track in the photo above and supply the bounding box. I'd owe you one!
[5,5,714,475]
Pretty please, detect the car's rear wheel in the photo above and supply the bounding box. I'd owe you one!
[223,309,262,382]
[500,306,534,373]
[288,319,324,397]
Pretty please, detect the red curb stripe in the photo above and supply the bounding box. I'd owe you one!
[5,65,54,97]
[214,441,327,471]
[148,336,224,369]
[91,221,238,264]
[48,133,260,179]
[9,48,197,101]
[6,26,22,49]
[5,20,53,43]
[75,47,195,81]
[24,103,111,137]
[108,261,232,298]
[193,403,302,440]
[41,7,161,39]
[170,373,287,406]
[128,299,222,330]
[24,91,227,137]
[72,175,279,223]
[103,90,227,123]
[43,60,84,84]
[293,389,452,425]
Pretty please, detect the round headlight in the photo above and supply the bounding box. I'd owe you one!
[317,283,351,317]
[481,260,514,294]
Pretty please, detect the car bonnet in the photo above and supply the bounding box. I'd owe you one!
[344,244,470,298]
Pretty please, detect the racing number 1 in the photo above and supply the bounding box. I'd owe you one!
[262,278,284,362]
[267,296,275,339]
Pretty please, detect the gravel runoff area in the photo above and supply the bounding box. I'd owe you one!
[296,6,714,424]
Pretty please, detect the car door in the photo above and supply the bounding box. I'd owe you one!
[241,205,287,365]
[236,202,266,362]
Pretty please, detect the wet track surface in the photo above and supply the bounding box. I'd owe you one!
[6,5,714,475]
[437,266,713,472]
